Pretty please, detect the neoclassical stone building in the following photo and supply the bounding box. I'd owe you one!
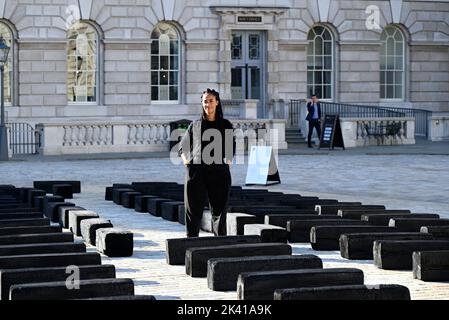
[0,0,448,128]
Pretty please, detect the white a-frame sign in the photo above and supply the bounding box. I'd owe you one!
[245,146,281,186]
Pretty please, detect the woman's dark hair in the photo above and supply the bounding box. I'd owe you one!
[201,88,224,121]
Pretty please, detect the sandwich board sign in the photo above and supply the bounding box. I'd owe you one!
[319,114,345,150]
[245,146,281,186]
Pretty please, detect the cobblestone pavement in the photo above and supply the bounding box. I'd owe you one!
[1,150,449,300]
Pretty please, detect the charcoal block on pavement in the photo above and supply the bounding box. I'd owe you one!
[105,187,113,201]
[34,181,81,194]
[33,196,45,211]
[0,218,50,228]
[227,213,258,235]
[413,250,449,281]
[0,213,43,220]
[58,206,86,228]
[161,201,184,222]
[0,265,115,300]
[148,198,172,217]
[0,225,61,237]
[207,254,322,291]
[244,224,288,243]
[96,228,134,257]
[265,214,337,228]
[389,218,449,232]
[287,219,368,243]
[68,211,99,236]
[338,209,411,220]
[52,184,73,199]
[42,196,65,218]
[420,226,449,239]
[186,243,292,277]
[10,278,134,300]
[0,252,102,270]
[45,202,75,223]
[310,225,397,251]
[340,232,434,260]
[274,284,411,300]
[121,192,141,209]
[178,204,186,225]
[80,218,113,246]
[27,190,46,206]
[362,213,439,226]
[165,235,262,265]
[237,268,364,300]
[0,242,86,257]
[0,232,74,246]
[134,195,157,213]
[80,295,156,300]
[315,203,363,215]
[373,240,449,270]
[112,188,135,205]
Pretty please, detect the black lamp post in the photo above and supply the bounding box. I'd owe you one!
[0,36,10,161]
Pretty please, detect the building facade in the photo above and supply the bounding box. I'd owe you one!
[1,0,448,128]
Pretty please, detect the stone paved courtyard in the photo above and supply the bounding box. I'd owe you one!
[1,143,449,300]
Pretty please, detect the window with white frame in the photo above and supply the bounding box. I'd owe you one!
[307,26,334,100]
[67,22,98,103]
[151,23,180,102]
[380,26,405,100]
[0,22,13,105]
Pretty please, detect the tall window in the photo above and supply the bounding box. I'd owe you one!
[67,22,98,103]
[307,26,334,100]
[151,23,180,102]
[0,22,13,104]
[380,26,405,100]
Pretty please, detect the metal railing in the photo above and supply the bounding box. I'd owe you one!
[289,100,432,139]
[7,122,40,155]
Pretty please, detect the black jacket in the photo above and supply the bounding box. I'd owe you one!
[306,102,322,121]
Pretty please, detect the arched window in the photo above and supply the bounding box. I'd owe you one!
[151,23,180,102]
[0,22,13,105]
[380,26,405,100]
[67,22,99,103]
[307,26,334,100]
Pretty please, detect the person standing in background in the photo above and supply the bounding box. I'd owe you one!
[306,94,322,148]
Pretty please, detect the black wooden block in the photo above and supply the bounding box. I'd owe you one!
[45,202,75,223]
[413,250,449,281]
[340,232,434,260]
[52,184,73,199]
[374,240,449,270]
[58,206,86,228]
[161,201,184,222]
[310,225,397,251]
[80,218,113,246]
[0,225,61,237]
[0,265,115,300]
[338,209,411,220]
[80,295,156,300]
[389,218,449,232]
[265,214,337,228]
[186,243,292,278]
[96,228,134,257]
[0,242,85,258]
[178,204,186,225]
[134,195,157,213]
[287,219,368,243]
[237,268,364,300]
[10,278,134,300]
[112,188,135,205]
[316,204,383,215]
[0,213,43,220]
[105,187,113,201]
[121,192,141,209]
[420,226,449,239]
[165,235,261,265]
[0,252,102,270]
[207,255,322,291]
[227,213,258,235]
[362,213,439,226]
[0,218,50,228]
[148,198,172,217]
[0,232,74,246]
[42,196,65,219]
[274,284,411,300]
[244,224,288,243]
[34,181,81,194]
[68,211,99,236]
[27,190,46,206]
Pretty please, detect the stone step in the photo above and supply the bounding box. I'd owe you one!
[0,264,115,300]
[165,235,262,265]
[338,209,411,220]
[374,240,449,270]
[362,213,440,226]
[186,243,292,277]
[340,232,434,260]
[9,278,134,300]
[287,219,369,243]
[274,284,411,300]
[237,268,364,300]
[413,250,449,281]
[310,226,397,251]
[389,218,449,232]
[207,255,322,291]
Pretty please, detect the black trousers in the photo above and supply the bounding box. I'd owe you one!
[184,164,231,237]
[308,119,322,146]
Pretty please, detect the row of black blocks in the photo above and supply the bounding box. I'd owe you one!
[106,182,422,299]
[0,184,150,300]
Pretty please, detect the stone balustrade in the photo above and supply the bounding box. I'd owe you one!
[36,119,287,155]
[430,114,449,142]
[341,117,416,148]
